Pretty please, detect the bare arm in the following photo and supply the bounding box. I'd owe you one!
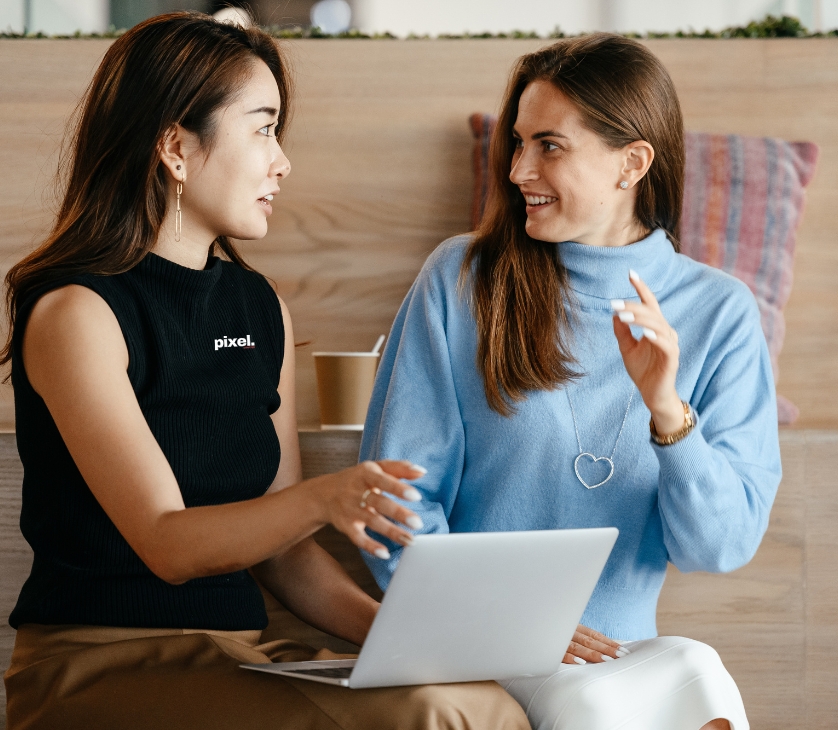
[23,285,423,586]
[251,297,379,645]
[253,536,379,645]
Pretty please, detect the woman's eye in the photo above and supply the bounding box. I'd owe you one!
[513,138,523,149]
[259,124,276,137]
[544,141,559,152]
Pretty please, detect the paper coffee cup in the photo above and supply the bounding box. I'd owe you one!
[313,352,380,430]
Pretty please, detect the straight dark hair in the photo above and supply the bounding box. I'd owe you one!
[2,12,293,367]
[462,33,685,416]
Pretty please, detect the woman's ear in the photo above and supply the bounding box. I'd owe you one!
[158,124,190,182]
[620,141,655,188]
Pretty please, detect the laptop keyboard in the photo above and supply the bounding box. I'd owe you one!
[286,667,354,679]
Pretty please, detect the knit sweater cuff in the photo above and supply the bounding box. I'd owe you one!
[649,418,708,479]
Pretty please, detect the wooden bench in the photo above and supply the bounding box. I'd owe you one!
[2,429,837,728]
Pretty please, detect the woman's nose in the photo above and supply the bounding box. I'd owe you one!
[273,145,291,180]
[509,147,538,185]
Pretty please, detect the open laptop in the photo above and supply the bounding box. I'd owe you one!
[241,527,617,688]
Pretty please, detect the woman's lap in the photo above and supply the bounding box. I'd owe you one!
[5,626,748,730]
[500,636,749,730]
[4,624,529,730]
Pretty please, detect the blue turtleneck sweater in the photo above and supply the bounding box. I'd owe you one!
[360,230,781,640]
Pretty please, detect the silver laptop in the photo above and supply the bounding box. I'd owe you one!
[241,528,617,688]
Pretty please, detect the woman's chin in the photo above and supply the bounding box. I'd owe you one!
[524,219,568,244]
[225,222,269,241]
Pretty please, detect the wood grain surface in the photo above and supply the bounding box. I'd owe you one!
[0,38,836,429]
[1,429,837,728]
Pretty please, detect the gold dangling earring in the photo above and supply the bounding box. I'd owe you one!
[175,179,183,242]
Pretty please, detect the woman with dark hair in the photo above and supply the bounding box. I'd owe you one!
[361,34,780,730]
[1,13,530,730]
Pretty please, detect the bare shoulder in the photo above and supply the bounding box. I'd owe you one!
[28,283,112,323]
[276,293,291,321]
[23,284,128,393]
[26,284,124,349]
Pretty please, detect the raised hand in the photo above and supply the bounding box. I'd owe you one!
[611,269,686,437]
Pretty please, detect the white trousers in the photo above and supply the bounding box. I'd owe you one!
[500,636,749,730]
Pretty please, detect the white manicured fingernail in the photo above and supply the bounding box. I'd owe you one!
[610,299,625,311]
[616,648,630,657]
[618,311,635,323]
[601,654,615,661]
[403,487,422,502]
[406,515,424,530]
[629,268,640,281]
[411,464,427,475]
[642,327,657,341]
[374,547,391,560]
[573,656,586,665]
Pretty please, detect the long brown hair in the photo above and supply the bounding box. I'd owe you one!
[2,12,292,366]
[462,33,684,416]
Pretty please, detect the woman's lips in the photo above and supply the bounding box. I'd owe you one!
[523,194,558,214]
[257,193,274,213]
[525,200,557,214]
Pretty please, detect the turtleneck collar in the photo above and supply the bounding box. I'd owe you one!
[138,251,223,297]
[558,228,677,301]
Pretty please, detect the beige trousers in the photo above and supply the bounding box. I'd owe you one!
[4,624,529,730]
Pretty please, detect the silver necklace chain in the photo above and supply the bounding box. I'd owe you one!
[566,389,634,489]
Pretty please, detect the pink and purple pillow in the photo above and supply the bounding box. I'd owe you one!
[469,114,819,424]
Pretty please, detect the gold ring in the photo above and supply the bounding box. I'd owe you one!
[359,488,372,509]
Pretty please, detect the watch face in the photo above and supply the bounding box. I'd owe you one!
[685,404,695,427]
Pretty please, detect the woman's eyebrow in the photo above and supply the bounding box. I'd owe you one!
[532,130,569,140]
[511,126,569,140]
[246,106,279,117]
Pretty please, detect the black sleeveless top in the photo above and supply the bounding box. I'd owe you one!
[9,253,283,630]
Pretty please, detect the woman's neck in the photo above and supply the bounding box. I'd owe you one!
[573,216,651,249]
[152,226,213,270]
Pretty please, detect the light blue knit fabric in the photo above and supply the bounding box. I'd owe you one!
[359,229,781,640]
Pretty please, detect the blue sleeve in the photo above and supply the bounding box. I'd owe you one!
[655,295,782,573]
[359,260,465,590]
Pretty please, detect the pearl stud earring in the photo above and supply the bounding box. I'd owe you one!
[619,181,629,189]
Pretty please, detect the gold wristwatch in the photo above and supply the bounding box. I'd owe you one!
[650,401,695,446]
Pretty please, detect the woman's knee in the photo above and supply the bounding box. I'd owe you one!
[665,638,725,674]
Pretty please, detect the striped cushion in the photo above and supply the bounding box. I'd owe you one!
[680,133,818,424]
[469,114,819,424]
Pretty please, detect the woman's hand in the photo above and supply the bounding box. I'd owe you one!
[562,624,629,664]
[311,460,425,559]
[611,270,686,436]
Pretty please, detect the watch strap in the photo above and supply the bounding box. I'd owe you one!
[650,401,695,446]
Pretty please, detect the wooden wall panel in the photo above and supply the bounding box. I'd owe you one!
[0,41,110,428]
[0,38,836,428]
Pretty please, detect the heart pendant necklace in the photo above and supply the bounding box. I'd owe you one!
[566,389,634,489]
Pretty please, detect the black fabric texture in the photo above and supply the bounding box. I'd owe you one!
[9,253,283,630]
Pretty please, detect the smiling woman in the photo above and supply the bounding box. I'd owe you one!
[467,37,683,416]
[361,33,780,730]
[512,81,654,249]
[0,12,529,730]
